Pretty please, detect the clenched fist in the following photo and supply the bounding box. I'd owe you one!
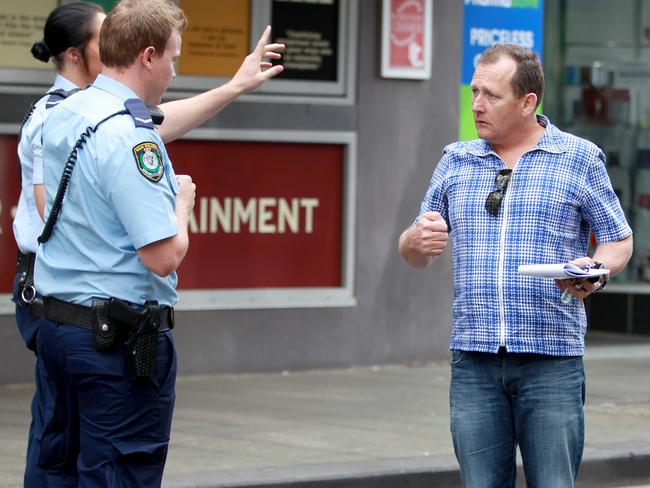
[399,211,449,268]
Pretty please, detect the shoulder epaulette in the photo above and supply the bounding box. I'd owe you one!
[45,88,82,110]
[124,99,165,128]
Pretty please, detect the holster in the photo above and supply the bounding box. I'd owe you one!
[107,299,161,379]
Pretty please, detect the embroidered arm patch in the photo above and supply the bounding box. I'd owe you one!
[133,142,164,182]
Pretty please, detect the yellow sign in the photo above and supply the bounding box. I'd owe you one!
[178,0,251,78]
[0,0,57,70]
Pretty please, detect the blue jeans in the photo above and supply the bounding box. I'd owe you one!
[450,349,585,488]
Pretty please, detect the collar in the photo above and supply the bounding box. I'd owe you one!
[91,74,140,103]
[50,73,78,92]
[465,115,569,158]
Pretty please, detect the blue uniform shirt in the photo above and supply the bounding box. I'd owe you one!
[36,74,180,307]
[417,116,632,356]
[13,74,77,254]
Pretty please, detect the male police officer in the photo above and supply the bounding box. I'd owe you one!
[34,0,211,485]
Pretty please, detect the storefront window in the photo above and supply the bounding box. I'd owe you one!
[546,0,650,333]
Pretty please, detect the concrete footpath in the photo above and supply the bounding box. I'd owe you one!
[1,331,650,488]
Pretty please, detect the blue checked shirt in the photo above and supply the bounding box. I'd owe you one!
[418,116,632,356]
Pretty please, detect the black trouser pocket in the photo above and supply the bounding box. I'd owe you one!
[111,440,169,486]
[39,398,79,470]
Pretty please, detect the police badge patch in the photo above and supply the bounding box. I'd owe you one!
[133,142,164,182]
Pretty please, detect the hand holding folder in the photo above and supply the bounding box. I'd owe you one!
[518,263,610,303]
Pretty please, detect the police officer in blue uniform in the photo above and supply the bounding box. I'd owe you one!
[35,1,192,484]
[32,0,285,485]
[12,4,106,485]
[14,0,104,372]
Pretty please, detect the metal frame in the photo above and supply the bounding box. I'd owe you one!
[247,0,355,100]
[170,0,358,105]
[0,0,358,105]
[167,128,358,311]
[0,125,357,314]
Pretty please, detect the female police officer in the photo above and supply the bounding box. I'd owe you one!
[13,4,106,485]
[14,3,104,350]
[16,1,284,485]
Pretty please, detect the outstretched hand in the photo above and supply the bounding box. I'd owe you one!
[231,25,285,93]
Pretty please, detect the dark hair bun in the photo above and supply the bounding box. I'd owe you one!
[31,41,51,62]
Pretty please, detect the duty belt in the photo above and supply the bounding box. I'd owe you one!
[43,296,173,379]
[42,296,173,332]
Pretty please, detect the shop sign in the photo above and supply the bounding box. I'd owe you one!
[0,134,353,309]
[167,139,345,289]
[459,0,544,140]
[0,135,20,293]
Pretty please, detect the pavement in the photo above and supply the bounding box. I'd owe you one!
[1,331,650,488]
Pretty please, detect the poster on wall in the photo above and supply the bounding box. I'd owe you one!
[459,0,544,140]
[380,0,432,80]
[270,0,338,81]
[0,0,57,70]
[177,0,251,78]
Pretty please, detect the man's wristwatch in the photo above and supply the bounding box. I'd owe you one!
[592,261,609,292]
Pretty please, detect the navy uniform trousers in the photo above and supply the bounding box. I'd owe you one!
[14,271,50,487]
[24,315,177,487]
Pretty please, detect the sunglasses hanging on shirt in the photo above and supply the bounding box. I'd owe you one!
[485,169,513,215]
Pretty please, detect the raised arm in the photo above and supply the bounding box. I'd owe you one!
[157,26,284,143]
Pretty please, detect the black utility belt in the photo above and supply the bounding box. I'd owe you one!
[42,296,173,332]
[43,296,174,379]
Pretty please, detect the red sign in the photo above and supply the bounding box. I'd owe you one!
[0,135,19,293]
[168,139,344,289]
[0,137,345,293]
[389,0,426,69]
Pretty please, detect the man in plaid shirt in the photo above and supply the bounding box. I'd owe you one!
[399,44,633,487]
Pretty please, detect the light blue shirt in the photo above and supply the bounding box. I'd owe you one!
[417,116,632,356]
[36,74,180,307]
[13,74,76,254]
